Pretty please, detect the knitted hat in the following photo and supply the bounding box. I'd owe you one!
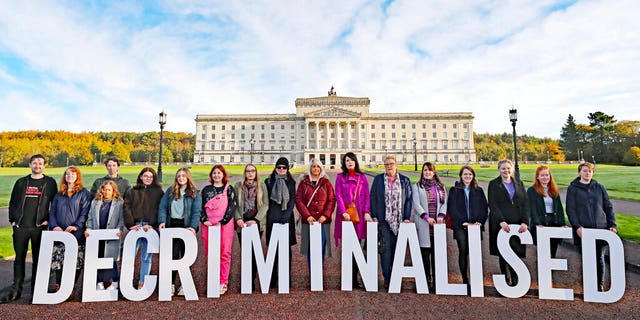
[275,157,289,168]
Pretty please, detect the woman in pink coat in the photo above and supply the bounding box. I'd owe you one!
[333,152,372,289]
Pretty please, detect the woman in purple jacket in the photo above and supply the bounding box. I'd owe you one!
[333,152,371,289]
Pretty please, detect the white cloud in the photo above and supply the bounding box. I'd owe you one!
[0,0,638,138]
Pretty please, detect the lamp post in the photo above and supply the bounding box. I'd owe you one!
[413,137,417,171]
[592,155,596,167]
[580,150,584,162]
[158,111,167,183]
[509,107,520,180]
[547,150,550,163]
[250,139,255,164]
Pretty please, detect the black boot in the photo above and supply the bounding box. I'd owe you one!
[0,284,22,303]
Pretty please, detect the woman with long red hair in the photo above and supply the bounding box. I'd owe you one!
[201,164,237,295]
[49,166,92,300]
[527,165,566,258]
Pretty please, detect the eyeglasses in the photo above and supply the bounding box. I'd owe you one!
[384,163,396,167]
[245,169,256,173]
[141,175,154,179]
[276,165,288,170]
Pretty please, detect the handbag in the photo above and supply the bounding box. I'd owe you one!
[344,176,361,224]
[296,181,321,234]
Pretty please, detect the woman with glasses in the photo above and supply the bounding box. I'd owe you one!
[370,156,412,290]
[265,157,296,289]
[123,167,164,289]
[234,164,269,291]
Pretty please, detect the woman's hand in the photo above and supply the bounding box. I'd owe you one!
[53,226,63,232]
[129,225,141,231]
[518,223,528,233]
[364,213,373,222]
[436,217,444,224]
[236,219,245,228]
[427,217,436,226]
[187,227,196,235]
[159,223,166,229]
[307,216,317,224]
[318,216,327,224]
[143,225,153,232]
[499,221,510,232]
[342,213,350,221]
[203,221,213,227]
[65,226,77,232]
[84,228,91,237]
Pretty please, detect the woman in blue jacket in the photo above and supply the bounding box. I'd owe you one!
[49,166,92,301]
[566,162,616,291]
[158,167,202,296]
[370,156,412,290]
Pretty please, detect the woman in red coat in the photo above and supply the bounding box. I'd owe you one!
[295,158,336,268]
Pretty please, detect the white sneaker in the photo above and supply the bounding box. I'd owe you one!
[177,286,185,296]
[171,284,176,296]
[96,282,105,290]
[107,282,118,290]
[219,284,227,295]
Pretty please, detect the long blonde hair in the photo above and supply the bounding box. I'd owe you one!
[171,167,197,199]
[94,180,122,201]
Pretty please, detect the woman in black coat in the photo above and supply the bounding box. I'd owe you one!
[264,157,296,288]
[488,159,529,286]
[447,165,488,288]
[527,165,566,258]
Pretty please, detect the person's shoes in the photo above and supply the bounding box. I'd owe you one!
[220,284,228,295]
[171,284,176,296]
[383,280,390,290]
[0,289,21,303]
[66,290,75,302]
[138,281,144,289]
[107,282,118,291]
[352,280,363,290]
[599,284,606,292]
[96,282,105,290]
[54,284,61,292]
[177,286,185,296]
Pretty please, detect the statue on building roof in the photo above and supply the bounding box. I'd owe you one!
[328,86,336,96]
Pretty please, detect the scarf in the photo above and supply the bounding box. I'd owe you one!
[270,174,290,211]
[242,181,257,216]
[422,179,445,218]
[384,173,403,235]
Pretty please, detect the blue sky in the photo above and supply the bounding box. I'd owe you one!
[0,0,638,138]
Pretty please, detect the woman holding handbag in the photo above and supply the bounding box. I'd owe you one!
[334,152,372,289]
[295,158,336,269]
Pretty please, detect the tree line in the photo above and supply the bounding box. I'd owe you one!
[560,112,640,165]
[0,131,194,167]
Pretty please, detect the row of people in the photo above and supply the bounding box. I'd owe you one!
[2,153,616,302]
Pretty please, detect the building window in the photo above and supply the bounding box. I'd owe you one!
[442,124,447,129]
[402,133,406,139]
[231,133,235,139]
[371,143,376,150]
[371,124,375,129]
[201,144,205,151]
[422,124,426,129]
[382,124,385,129]
[442,132,448,138]
[381,133,385,138]
[432,123,436,129]
[391,124,395,129]
[371,133,375,138]
[453,132,458,138]
[453,124,457,129]
[261,125,265,130]
[271,133,275,139]
[412,124,416,129]
[271,125,275,130]
[241,133,245,139]
[211,134,215,139]
[220,156,224,162]
[241,125,245,130]
[391,133,396,138]
[463,123,468,129]
[464,132,469,139]
[401,124,405,129]
[230,155,234,162]
[261,133,265,139]
[251,125,255,130]
[443,141,448,149]
[202,125,207,131]
[361,124,365,129]
[422,132,426,138]
[281,124,285,130]
[432,132,437,138]
[222,125,226,130]
[221,134,225,139]
[210,142,215,150]
[220,143,225,150]
[201,133,205,139]
[372,155,376,162]
[291,145,295,150]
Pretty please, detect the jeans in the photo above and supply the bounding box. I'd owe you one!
[135,222,153,283]
[378,222,398,283]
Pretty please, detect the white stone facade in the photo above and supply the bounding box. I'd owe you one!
[194,91,475,168]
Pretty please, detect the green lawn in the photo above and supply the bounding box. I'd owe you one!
[0,226,15,259]
[391,163,640,202]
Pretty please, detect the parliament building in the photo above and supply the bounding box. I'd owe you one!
[194,87,476,168]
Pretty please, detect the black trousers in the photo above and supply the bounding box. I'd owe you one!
[12,226,44,290]
[237,231,263,291]
[170,219,187,285]
[453,228,470,283]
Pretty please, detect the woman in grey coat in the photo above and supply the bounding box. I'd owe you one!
[85,180,125,291]
[411,162,447,291]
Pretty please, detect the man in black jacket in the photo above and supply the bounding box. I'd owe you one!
[2,154,57,303]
